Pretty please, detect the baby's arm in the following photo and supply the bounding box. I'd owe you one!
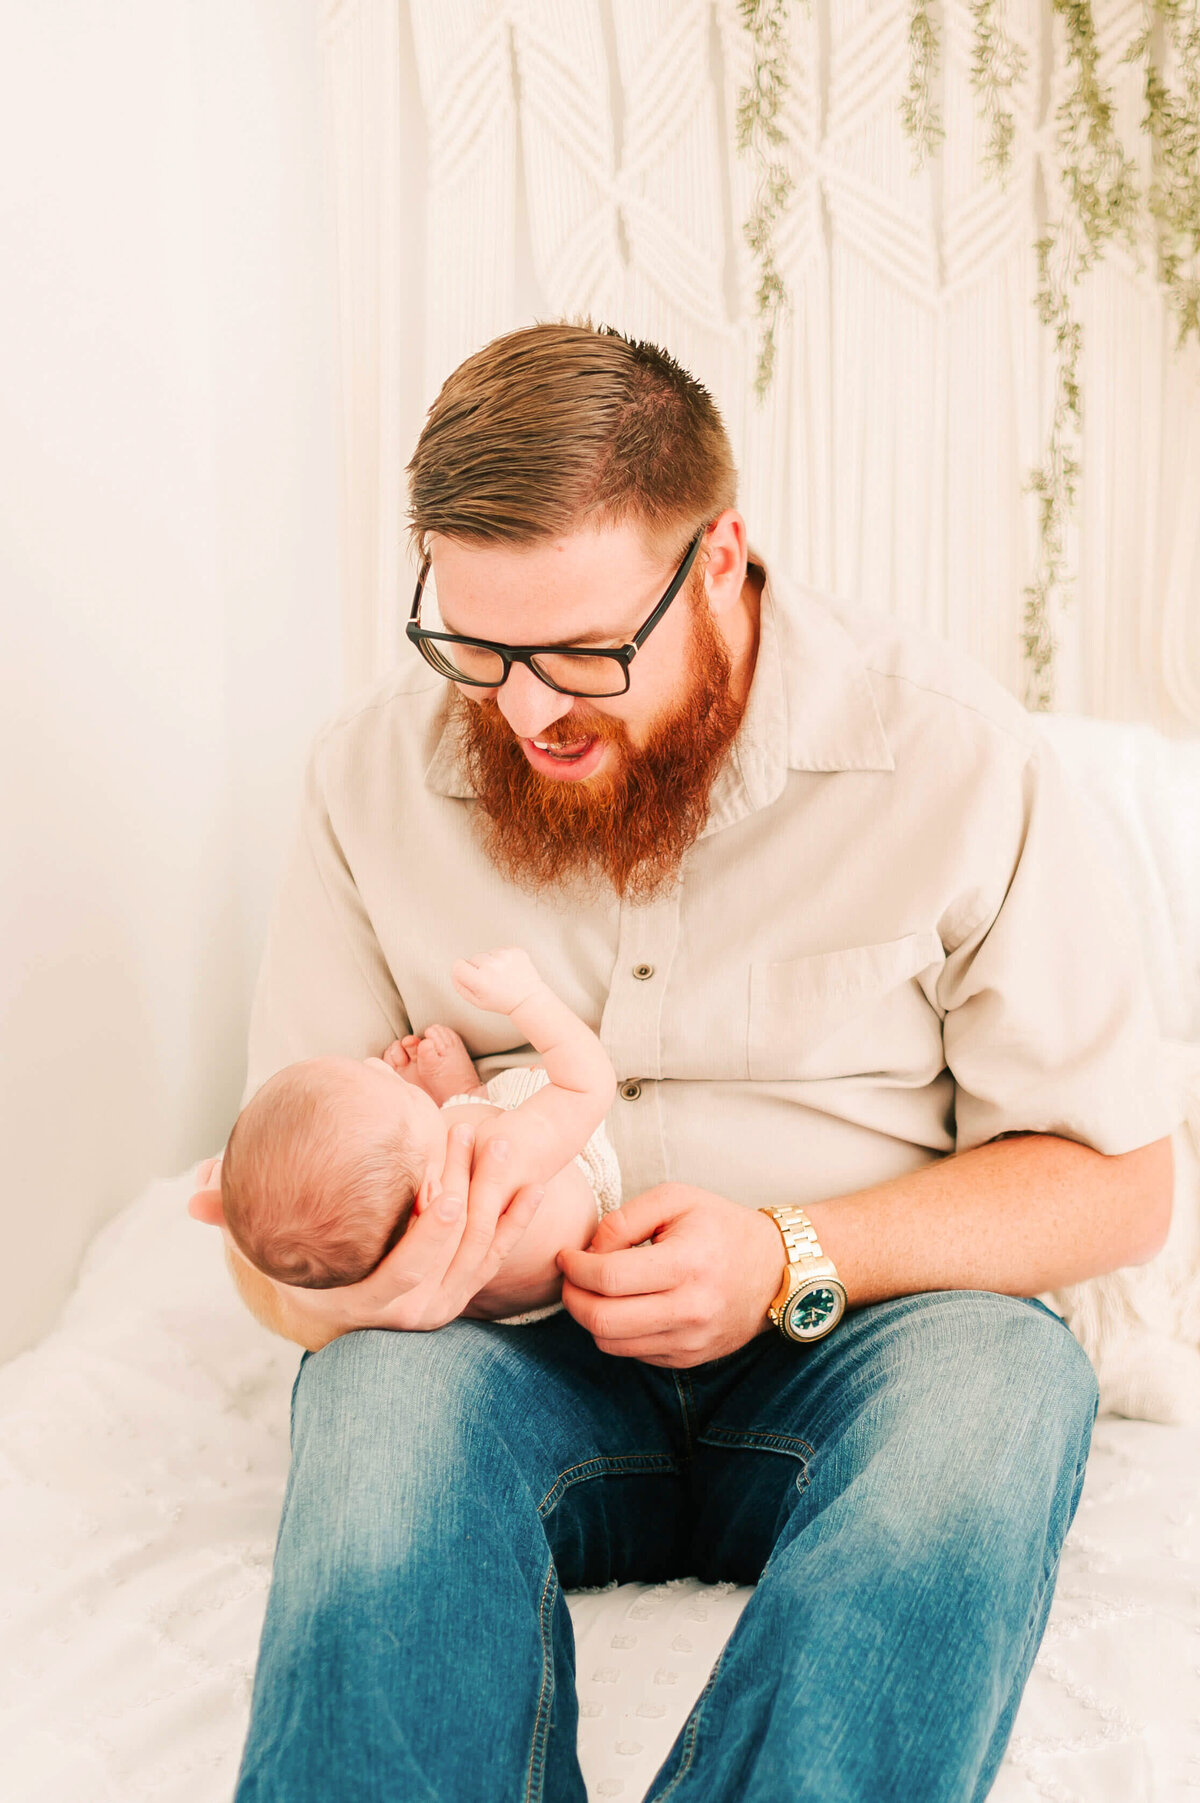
[452,949,617,1186]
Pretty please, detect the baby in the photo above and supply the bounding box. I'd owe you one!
[216,948,621,1324]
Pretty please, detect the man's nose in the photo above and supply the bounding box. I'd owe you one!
[494,663,577,741]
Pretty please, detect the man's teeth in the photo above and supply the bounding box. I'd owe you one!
[532,737,591,753]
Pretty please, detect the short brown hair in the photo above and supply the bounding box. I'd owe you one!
[221,1061,422,1288]
[407,321,737,560]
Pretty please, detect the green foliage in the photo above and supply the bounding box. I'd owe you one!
[908,0,1197,708]
[1128,4,1200,351]
[901,0,947,171]
[734,1,1198,707]
[970,0,1029,182]
[1018,3,1143,707]
[735,0,800,398]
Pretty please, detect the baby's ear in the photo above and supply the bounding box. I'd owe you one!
[412,1172,437,1218]
[187,1191,225,1226]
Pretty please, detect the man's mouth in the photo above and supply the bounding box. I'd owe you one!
[520,733,607,780]
[530,736,595,761]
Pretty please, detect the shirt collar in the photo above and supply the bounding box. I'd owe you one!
[697,554,894,836]
[423,553,895,807]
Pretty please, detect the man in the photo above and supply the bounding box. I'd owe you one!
[191,321,1178,1800]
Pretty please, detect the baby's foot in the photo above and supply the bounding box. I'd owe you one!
[384,1026,481,1105]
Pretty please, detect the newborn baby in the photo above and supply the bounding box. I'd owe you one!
[216,948,620,1325]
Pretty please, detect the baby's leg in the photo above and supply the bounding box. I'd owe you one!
[383,1025,484,1105]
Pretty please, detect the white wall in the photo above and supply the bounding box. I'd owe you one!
[0,1,341,1362]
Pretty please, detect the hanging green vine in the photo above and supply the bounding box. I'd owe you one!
[1131,2,1200,349]
[734,1,1199,707]
[970,0,1028,182]
[1022,4,1143,708]
[899,0,1200,710]
[901,0,946,172]
[735,0,800,398]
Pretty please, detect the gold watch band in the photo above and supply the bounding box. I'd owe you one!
[760,1204,847,1343]
[763,1203,828,1269]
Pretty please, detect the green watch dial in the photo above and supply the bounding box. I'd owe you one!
[786,1285,844,1340]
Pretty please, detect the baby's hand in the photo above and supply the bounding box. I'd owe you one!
[452,947,544,1016]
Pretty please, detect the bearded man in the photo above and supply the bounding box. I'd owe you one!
[190,321,1178,1802]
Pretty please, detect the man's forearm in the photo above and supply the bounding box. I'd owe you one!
[803,1132,1174,1310]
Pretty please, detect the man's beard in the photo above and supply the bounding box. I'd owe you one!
[452,592,747,903]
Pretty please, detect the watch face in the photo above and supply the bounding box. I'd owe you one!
[785,1282,846,1342]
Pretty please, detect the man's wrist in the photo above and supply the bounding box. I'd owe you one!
[757,1204,850,1343]
[749,1205,788,1335]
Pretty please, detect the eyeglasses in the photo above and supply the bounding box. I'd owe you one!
[405,526,707,699]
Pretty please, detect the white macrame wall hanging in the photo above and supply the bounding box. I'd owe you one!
[321,0,1200,733]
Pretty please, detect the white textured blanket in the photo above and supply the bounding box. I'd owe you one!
[1,1171,1198,1802]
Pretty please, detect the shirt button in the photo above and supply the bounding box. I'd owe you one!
[632,963,654,981]
[620,1080,643,1101]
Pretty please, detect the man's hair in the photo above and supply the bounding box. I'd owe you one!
[406,320,737,560]
[220,1061,422,1289]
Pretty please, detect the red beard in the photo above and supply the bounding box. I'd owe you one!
[452,593,746,902]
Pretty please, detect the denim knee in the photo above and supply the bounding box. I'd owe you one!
[882,1290,1098,1424]
[884,1295,1099,1559]
[295,1320,515,1434]
[790,1293,1099,1559]
[1016,1297,1100,1428]
[956,1293,1100,1459]
[285,1326,527,1570]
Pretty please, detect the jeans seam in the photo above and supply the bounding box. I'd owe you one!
[536,1453,678,1520]
[522,1556,559,1803]
[643,1633,735,1802]
[289,1351,309,1442]
[673,1371,697,1459]
[697,1426,813,1454]
[698,1425,814,1484]
[969,1414,1098,1803]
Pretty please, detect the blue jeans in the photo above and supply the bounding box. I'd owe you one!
[233,1290,1098,1802]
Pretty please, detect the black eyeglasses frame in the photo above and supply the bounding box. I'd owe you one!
[405,525,707,698]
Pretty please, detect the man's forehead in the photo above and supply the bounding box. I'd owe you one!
[426,523,666,639]
[427,520,664,578]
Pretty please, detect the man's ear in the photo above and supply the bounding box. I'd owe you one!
[700,508,749,618]
[188,1190,225,1226]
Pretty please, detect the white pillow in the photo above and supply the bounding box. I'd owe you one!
[1048,1038,1200,1424]
[1024,717,1200,1422]
[1030,714,1200,1042]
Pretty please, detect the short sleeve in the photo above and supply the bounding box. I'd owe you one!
[939,733,1185,1157]
[240,729,410,1107]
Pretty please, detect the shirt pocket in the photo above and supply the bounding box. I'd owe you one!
[748,930,945,1083]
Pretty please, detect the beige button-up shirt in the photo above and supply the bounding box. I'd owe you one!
[242,565,1182,1217]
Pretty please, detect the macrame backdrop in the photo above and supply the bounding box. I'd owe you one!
[321,0,1200,732]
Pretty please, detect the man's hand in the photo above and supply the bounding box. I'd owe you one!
[556,1184,786,1368]
[187,1128,546,1351]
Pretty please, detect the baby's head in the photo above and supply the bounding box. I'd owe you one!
[220,1055,448,1288]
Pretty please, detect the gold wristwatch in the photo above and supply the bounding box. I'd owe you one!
[760,1205,848,1344]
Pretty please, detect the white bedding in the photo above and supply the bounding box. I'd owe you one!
[1,1171,1198,1803]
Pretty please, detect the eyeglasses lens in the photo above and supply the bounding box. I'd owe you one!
[417,571,628,697]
